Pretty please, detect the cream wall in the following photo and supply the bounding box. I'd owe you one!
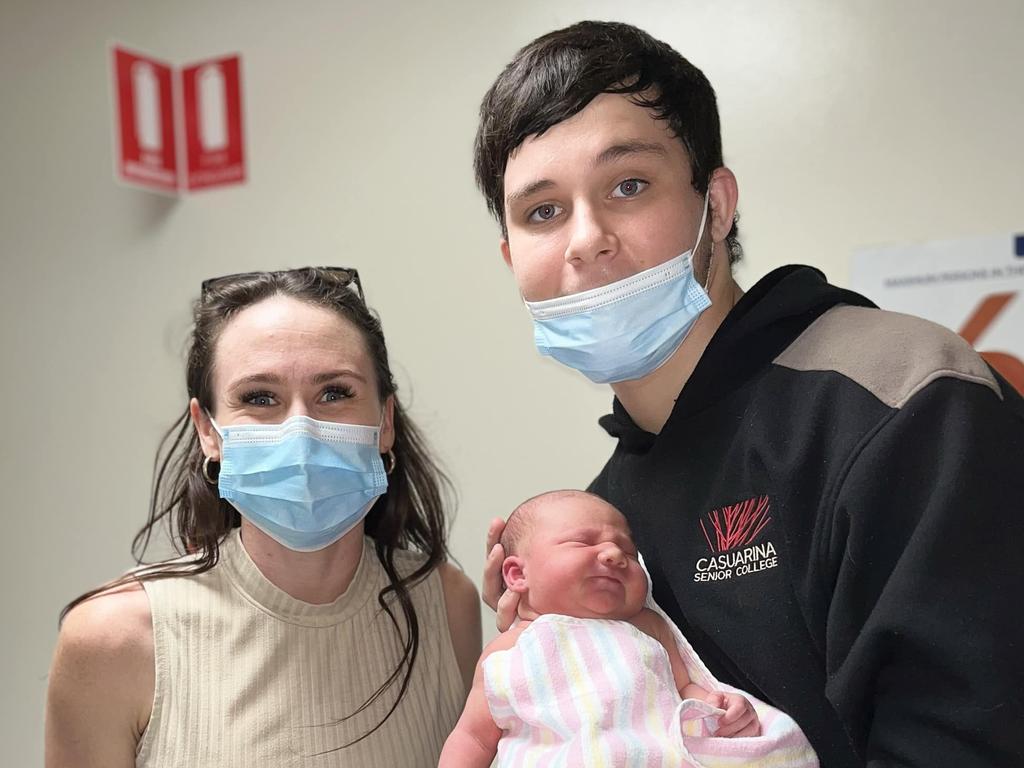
[2,0,1022,763]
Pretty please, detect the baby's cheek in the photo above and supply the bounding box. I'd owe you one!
[628,571,643,588]
[626,570,649,605]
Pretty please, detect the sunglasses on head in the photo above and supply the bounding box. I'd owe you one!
[200,266,363,300]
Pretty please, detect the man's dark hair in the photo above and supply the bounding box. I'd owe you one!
[474,20,741,263]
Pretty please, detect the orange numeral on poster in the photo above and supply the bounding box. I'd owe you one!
[957,292,1024,394]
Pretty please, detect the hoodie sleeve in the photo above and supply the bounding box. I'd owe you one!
[824,371,1024,766]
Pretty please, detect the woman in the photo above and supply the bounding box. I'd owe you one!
[45,267,481,767]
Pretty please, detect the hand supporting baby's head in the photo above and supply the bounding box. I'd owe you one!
[500,490,649,621]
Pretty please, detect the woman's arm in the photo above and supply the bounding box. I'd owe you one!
[44,585,153,768]
[438,562,482,694]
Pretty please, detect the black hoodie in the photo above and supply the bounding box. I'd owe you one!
[590,266,1024,766]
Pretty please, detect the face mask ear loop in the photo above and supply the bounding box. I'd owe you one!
[205,410,226,454]
[376,404,389,449]
[376,405,396,474]
[693,189,715,292]
[205,410,224,436]
[201,410,225,485]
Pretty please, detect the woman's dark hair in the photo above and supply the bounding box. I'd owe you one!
[474,20,742,263]
[62,267,453,748]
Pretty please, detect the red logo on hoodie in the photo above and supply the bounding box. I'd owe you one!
[700,496,772,554]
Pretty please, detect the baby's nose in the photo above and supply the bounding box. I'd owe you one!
[598,544,627,568]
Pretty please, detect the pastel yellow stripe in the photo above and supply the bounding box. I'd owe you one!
[556,620,610,768]
[643,649,664,760]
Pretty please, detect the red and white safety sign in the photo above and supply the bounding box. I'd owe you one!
[111,46,245,193]
[112,47,178,193]
[181,55,245,191]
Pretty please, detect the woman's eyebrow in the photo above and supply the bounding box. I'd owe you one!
[225,370,368,391]
[227,372,283,389]
[311,369,365,384]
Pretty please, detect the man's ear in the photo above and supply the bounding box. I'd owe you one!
[707,166,739,245]
[502,556,528,593]
[500,239,513,270]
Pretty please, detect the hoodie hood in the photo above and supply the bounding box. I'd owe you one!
[599,265,875,452]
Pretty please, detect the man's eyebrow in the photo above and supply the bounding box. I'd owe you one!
[506,178,555,206]
[505,140,667,207]
[595,140,668,166]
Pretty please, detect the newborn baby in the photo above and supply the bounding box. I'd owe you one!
[440,490,761,767]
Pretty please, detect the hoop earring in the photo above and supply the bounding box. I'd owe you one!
[382,450,396,475]
[202,456,219,485]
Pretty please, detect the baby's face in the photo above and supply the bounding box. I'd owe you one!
[518,496,648,620]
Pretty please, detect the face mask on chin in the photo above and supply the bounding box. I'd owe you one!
[524,191,714,384]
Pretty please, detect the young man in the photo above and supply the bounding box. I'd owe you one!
[475,21,1024,767]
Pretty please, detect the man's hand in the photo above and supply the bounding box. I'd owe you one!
[705,691,761,737]
[483,517,519,632]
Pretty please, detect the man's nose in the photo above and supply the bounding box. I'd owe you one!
[564,202,618,265]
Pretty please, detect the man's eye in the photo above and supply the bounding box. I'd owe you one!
[528,203,562,223]
[612,179,648,198]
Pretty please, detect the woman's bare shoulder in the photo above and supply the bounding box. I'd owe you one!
[56,581,154,708]
[437,562,479,610]
[437,562,482,694]
[46,581,154,765]
[61,580,153,651]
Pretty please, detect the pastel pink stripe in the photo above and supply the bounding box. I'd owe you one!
[574,619,628,764]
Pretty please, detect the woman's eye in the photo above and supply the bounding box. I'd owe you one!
[612,179,648,198]
[321,385,353,403]
[242,391,277,407]
[528,203,562,223]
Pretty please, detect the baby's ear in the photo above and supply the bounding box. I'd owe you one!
[502,556,528,593]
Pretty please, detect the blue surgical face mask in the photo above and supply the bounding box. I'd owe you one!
[211,414,388,552]
[524,192,713,384]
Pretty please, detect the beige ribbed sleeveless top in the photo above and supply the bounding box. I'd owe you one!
[136,529,465,767]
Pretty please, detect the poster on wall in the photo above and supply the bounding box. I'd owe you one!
[850,232,1024,393]
[110,46,245,193]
